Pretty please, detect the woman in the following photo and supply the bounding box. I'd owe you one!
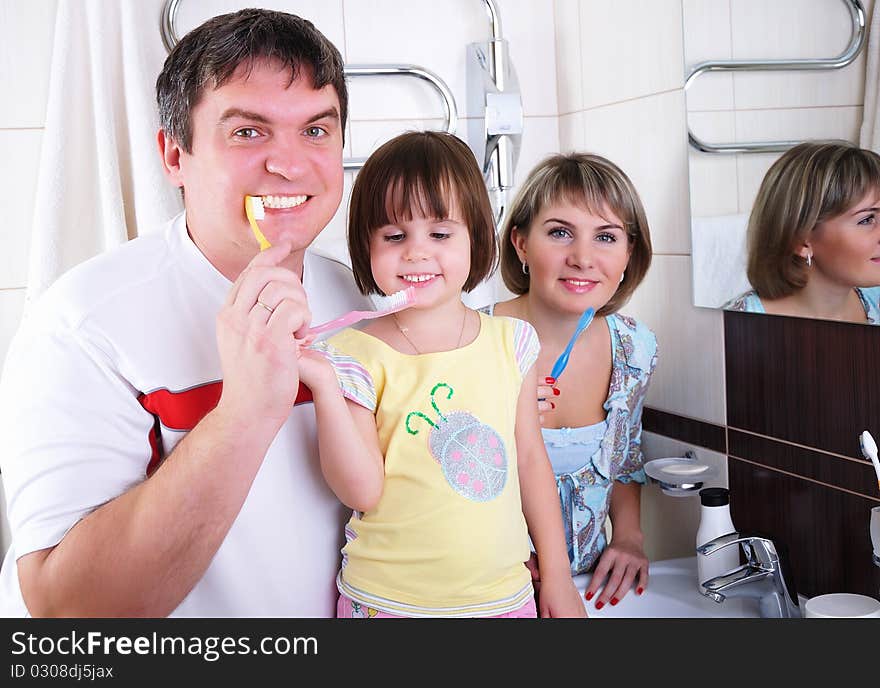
[724,141,880,323]
[486,153,656,610]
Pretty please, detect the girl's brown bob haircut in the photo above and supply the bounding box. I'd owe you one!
[500,153,652,316]
[347,131,497,295]
[747,141,880,299]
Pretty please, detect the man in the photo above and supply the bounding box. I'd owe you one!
[0,9,368,617]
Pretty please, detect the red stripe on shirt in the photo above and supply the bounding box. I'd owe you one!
[138,381,314,432]
[138,381,313,475]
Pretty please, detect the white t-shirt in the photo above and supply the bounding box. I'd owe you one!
[0,212,370,617]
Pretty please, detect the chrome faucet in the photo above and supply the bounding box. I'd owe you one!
[696,532,802,619]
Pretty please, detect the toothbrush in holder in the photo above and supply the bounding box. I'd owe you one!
[308,287,417,336]
[859,430,880,494]
[549,307,595,380]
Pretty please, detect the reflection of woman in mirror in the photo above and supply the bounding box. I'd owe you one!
[724,142,880,323]
[484,154,657,610]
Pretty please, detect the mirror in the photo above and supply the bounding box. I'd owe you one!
[684,0,880,325]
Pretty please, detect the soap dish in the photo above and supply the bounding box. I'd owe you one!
[644,457,719,497]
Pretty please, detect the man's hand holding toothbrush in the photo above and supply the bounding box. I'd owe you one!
[214,242,314,436]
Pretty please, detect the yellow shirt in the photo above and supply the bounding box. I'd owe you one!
[317,312,538,616]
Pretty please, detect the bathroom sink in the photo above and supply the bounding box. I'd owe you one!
[573,556,762,618]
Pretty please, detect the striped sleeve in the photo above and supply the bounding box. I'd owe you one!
[309,341,377,412]
[512,318,540,377]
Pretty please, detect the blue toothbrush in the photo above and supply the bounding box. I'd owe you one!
[549,307,595,380]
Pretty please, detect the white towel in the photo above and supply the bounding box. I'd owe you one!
[860,3,880,151]
[27,0,182,308]
[690,213,751,309]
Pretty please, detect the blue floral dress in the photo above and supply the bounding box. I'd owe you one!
[484,307,658,575]
[723,287,880,324]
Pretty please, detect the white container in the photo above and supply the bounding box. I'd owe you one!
[870,506,880,559]
[696,487,740,593]
[804,593,880,618]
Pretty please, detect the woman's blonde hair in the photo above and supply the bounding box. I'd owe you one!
[499,153,652,316]
[747,141,880,299]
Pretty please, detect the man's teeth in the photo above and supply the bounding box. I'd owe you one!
[261,195,308,209]
[401,274,436,283]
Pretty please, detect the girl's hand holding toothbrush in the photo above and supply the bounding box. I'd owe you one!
[214,242,313,430]
[536,375,559,425]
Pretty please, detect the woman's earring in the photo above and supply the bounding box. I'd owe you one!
[806,251,812,268]
[619,272,625,284]
[521,261,529,276]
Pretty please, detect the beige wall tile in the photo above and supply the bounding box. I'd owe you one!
[496,0,559,117]
[558,111,585,152]
[582,91,692,255]
[0,0,57,128]
[553,0,582,114]
[682,0,735,112]
[580,0,684,109]
[625,255,727,425]
[0,130,42,289]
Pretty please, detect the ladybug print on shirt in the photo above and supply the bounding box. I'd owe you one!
[405,383,507,502]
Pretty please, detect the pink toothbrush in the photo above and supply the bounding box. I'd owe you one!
[308,286,417,336]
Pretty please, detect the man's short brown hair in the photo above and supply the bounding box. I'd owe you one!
[156,8,347,152]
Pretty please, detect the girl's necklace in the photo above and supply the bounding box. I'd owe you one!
[392,308,469,354]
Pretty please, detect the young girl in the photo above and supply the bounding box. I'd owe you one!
[299,132,585,618]
[487,153,657,611]
[723,141,880,323]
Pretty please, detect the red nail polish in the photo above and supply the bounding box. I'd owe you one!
[549,401,555,409]
[595,601,604,610]
[545,377,556,384]
[637,587,644,595]
[585,591,593,601]
[552,388,560,396]
[610,597,619,606]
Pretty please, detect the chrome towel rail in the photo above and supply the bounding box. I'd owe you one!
[159,0,459,170]
[341,65,457,170]
[685,0,866,154]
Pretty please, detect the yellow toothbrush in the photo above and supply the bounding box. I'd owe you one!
[244,195,271,251]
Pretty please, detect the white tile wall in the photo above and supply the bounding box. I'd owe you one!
[625,255,727,425]
[581,91,692,255]
[344,0,556,121]
[175,0,347,58]
[580,0,685,109]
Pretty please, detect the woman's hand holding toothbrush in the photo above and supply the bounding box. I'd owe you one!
[214,242,313,434]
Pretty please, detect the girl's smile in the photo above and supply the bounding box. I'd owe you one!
[369,212,472,308]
